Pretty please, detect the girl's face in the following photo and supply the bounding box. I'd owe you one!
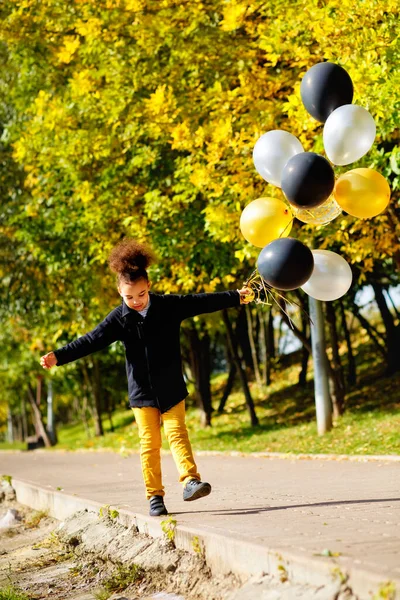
[118,278,151,311]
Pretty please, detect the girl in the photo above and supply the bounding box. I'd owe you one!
[40,239,251,516]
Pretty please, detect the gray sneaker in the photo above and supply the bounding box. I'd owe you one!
[183,479,212,502]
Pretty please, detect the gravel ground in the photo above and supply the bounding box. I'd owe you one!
[0,478,359,600]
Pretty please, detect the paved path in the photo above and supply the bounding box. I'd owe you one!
[2,451,400,594]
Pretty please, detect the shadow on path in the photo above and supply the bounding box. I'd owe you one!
[173,497,400,516]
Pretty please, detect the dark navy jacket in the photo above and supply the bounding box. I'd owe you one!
[54,291,240,413]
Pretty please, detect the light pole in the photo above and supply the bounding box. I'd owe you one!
[309,297,332,435]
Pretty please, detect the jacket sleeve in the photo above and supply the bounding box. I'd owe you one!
[54,308,122,366]
[173,291,241,321]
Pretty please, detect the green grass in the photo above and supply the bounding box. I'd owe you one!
[100,564,144,595]
[1,337,399,456]
[0,441,25,451]
[24,510,49,529]
[51,351,400,455]
[0,586,29,600]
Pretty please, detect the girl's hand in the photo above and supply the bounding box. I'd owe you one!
[40,352,58,370]
[238,286,255,304]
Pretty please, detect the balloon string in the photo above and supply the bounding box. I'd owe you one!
[279,214,295,238]
[270,286,314,328]
[242,271,313,329]
[262,283,298,330]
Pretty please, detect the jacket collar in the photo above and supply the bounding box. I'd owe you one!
[121,292,156,319]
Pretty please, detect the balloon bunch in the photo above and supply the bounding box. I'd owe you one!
[241,62,391,304]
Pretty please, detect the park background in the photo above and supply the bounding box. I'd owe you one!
[0,0,399,456]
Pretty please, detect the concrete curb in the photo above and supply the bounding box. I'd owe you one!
[12,477,399,599]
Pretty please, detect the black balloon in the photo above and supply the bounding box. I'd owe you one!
[281,152,335,209]
[300,62,354,123]
[257,238,314,291]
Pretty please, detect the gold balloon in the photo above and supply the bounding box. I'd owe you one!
[334,168,391,219]
[294,196,342,225]
[240,197,293,248]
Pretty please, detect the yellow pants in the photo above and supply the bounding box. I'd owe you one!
[132,400,200,499]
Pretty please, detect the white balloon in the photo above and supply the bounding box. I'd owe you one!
[323,105,376,166]
[294,196,342,225]
[301,250,352,301]
[253,130,304,187]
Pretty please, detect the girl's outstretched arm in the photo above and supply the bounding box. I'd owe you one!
[173,287,253,321]
[39,307,123,369]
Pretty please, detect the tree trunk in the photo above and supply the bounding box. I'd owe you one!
[259,311,267,385]
[27,385,52,448]
[276,314,284,355]
[352,302,387,359]
[372,283,400,374]
[31,377,41,438]
[74,395,92,439]
[81,361,104,437]
[218,352,236,413]
[21,395,28,441]
[326,362,343,419]
[384,288,400,321]
[339,300,356,386]
[103,390,114,433]
[298,300,310,387]
[325,302,345,416]
[187,324,213,427]
[266,309,275,385]
[15,415,23,442]
[386,208,400,273]
[92,358,104,434]
[235,306,253,370]
[245,305,262,386]
[298,345,309,387]
[222,310,259,426]
[268,308,276,359]
[277,298,312,353]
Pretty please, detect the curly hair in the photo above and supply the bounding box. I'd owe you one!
[108,239,155,284]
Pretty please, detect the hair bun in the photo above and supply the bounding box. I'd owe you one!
[108,239,155,275]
